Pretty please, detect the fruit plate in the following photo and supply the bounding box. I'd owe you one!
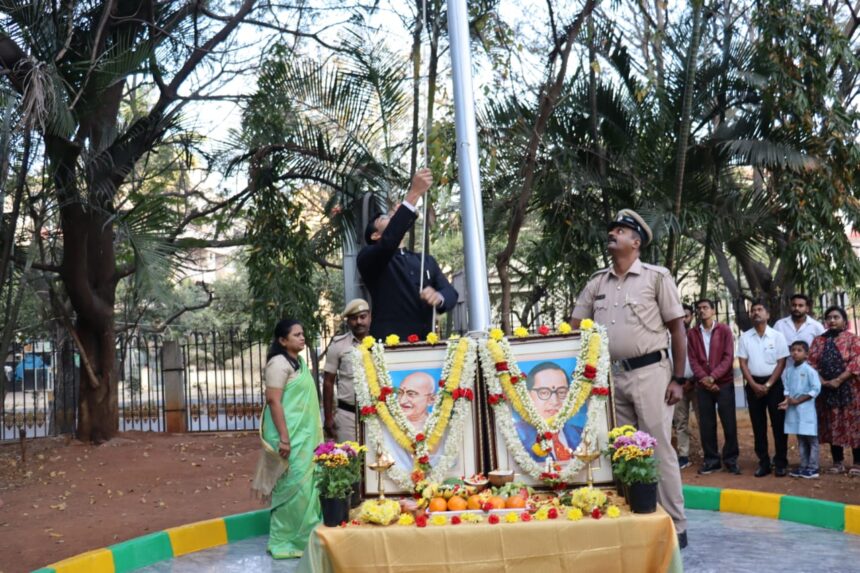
[426,508,524,517]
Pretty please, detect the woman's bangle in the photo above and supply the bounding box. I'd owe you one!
[279,439,290,445]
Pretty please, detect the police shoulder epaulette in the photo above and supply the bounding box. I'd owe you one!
[588,268,610,280]
[641,262,671,275]
[331,332,350,342]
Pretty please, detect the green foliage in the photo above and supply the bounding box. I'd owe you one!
[246,184,319,340]
[612,455,658,486]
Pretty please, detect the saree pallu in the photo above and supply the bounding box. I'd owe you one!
[260,357,324,559]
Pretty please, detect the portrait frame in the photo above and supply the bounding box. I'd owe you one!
[359,341,483,497]
[486,335,616,488]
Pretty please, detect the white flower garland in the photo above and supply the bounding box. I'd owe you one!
[353,338,478,490]
[478,325,611,483]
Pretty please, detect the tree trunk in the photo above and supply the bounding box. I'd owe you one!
[665,0,704,273]
[60,205,119,443]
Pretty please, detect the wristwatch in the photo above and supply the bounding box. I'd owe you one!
[671,375,685,385]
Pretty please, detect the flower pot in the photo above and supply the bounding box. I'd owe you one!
[321,496,350,526]
[627,482,657,514]
[349,482,362,509]
[615,479,625,500]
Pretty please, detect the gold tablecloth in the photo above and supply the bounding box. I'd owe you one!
[297,506,683,573]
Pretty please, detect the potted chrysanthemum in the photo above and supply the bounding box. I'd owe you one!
[608,428,658,513]
[313,440,366,526]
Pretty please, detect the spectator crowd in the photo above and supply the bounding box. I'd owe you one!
[672,294,860,479]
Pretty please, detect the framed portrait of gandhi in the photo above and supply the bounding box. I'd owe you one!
[357,340,482,496]
[486,335,615,487]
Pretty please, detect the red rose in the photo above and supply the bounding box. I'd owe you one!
[438,379,446,388]
[416,515,428,528]
[521,512,532,522]
[339,521,347,527]
[488,394,505,405]
[509,374,519,384]
[452,388,462,400]
[407,334,419,343]
[451,515,462,525]
[413,492,422,499]
[419,455,430,464]
[378,387,393,401]
[495,362,509,372]
[592,387,609,396]
[538,325,550,335]
[591,508,602,519]
[543,431,554,440]
[464,389,474,401]
[351,519,361,525]
[488,514,500,524]
[482,502,493,512]
[548,508,558,519]
[415,433,426,442]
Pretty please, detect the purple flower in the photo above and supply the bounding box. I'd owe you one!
[314,441,336,456]
[631,431,657,449]
[341,444,356,457]
[612,435,634,449]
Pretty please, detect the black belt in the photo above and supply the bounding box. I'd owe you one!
[337,400,356,414]
[612,349,668,372]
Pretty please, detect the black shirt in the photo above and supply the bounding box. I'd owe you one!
[357,205,458,338]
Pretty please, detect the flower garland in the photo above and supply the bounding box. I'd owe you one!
[353,337,478,491]
[478,321,611,485]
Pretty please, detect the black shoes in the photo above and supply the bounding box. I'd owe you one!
[698,463,721,475]
[677,531,688,549]
[678,456,691,470]
[754,465,772,477]
[774,467,788,477]
[725,463,741,475]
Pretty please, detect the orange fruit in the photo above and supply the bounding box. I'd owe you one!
[429,497,448,512]
[488,496,506,510]
[447,496,468,511]
[505,495,526,509]
[466,494,483,510]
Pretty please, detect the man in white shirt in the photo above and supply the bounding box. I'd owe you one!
[737,302,790,477]
[774,294,824,349]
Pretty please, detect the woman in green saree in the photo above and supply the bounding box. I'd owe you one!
[251,318,323,559]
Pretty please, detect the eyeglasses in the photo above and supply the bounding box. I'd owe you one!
[397,389,433,400]
[532,387,569,401]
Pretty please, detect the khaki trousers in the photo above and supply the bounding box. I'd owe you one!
[335,408,357,443]
[614,356,687,533]
[672,387,697,458]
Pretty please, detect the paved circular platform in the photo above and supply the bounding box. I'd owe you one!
[131,509,860,572]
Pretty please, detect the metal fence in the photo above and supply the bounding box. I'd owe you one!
[2,331,322,441]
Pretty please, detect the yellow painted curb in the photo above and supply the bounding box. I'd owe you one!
[166,518,229,557]
[50,547,115,573]
[845,505,860,536]
[720,489,781,519]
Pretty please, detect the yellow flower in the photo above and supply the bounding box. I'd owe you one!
[426,332,439,344]
[362,336,375,349]
[558,322,572,334]
[580,319,594,330]
[450,333,461,340]
[460,512,483,523]
[385,334,400,346]
[534,507,550,521]
[489,327,504,341]
[505,512,519,523]
[606,505,621,518]
[397,513,415,526]
[513,326,529,338]
[430,514,447,526]
[566,508,584,521]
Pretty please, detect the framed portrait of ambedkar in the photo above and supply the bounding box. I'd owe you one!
[353,337,481,496]
[478,325,615,488]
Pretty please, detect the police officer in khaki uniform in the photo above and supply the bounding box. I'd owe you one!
[571,209,689,548]
[322,299,371,442]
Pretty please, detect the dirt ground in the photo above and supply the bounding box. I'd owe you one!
[1,416,859,573]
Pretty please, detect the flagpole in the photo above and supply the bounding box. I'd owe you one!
[447,0,491,332]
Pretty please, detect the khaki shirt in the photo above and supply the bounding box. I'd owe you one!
[572,259,684,360]
[323,331,362,405]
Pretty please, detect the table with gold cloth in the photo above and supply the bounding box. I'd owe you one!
[296,506,683,573]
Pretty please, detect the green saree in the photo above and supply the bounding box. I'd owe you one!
[261,356,323,559]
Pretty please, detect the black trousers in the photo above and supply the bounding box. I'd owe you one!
[746,375,788,469]
[831,445,860,465]
[696,382,739,466]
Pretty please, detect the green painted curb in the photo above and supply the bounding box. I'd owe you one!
[31,569,55,573]
[682,485,722,511]
[109,530,174,573]
[779,496,846,531]
[225,509,270,542]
